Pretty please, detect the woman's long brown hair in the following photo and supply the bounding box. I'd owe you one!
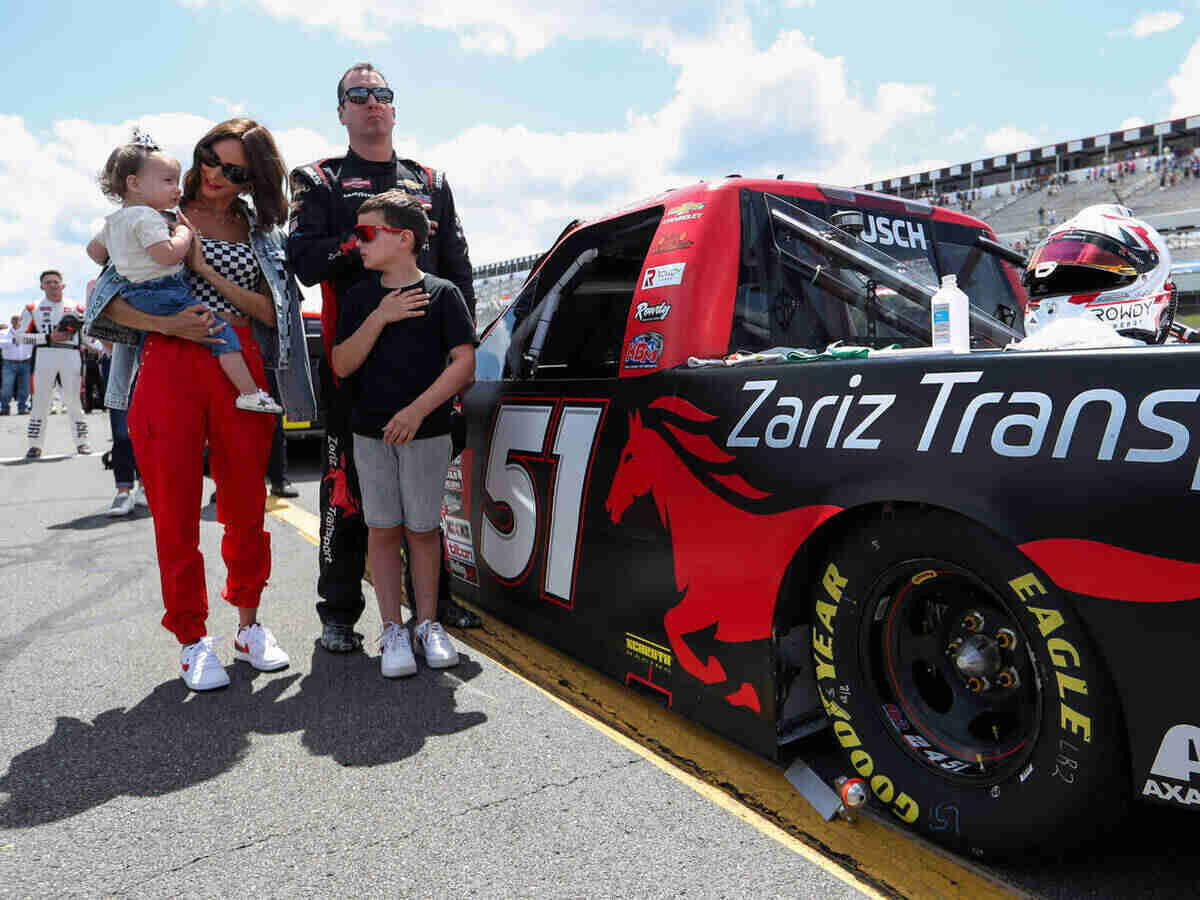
[181,118,288,229]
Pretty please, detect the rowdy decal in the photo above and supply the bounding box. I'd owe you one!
[634,300,671,323]
[860,214,928,250]
[606,399,841,711]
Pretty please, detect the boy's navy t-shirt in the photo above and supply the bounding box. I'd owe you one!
[336,271,476,440]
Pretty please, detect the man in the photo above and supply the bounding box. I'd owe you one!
[288,62,480,652]
[1,314,34,414]
[17,271,90,458]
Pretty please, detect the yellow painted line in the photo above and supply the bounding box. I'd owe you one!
[266,497,319,546]
[268,498,1023,900]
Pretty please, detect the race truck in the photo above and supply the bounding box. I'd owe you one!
[442,178,1200,858]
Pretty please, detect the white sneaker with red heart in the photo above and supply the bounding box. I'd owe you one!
[233,623,290,671]
[180,637,230,691]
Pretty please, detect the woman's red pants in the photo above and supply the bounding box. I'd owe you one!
[129,328,275,645]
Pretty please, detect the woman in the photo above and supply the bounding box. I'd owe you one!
[84,118,317,691]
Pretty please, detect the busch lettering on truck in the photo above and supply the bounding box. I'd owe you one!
[859,214,928,251]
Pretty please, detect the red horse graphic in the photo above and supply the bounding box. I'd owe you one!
[605,398,841,712]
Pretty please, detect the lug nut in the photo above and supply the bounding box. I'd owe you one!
[946,637,963,656]
[962,612,985,632]
[996,668,1019,689]
[996,628,1016,650]
[966,675,989,693]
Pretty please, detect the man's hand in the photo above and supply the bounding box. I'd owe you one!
[375,286,429,324]
[383,405,425,445]
[164,304,223,344]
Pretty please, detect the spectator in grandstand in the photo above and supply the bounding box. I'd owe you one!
[287,61,481,655]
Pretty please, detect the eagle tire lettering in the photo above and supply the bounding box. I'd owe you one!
[811,508,1130,857]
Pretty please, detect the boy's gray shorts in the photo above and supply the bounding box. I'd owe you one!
[352,433,451,531]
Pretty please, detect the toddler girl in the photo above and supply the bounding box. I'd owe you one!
[87,133,281,414]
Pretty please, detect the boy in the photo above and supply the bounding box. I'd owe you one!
[330,190,476,677]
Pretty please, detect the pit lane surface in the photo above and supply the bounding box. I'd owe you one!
[0,413,868,899]
[1,412,1193,899]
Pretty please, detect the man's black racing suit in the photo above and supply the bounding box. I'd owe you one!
[286,148,476,631]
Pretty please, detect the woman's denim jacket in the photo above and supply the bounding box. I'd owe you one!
[84,206,317,421]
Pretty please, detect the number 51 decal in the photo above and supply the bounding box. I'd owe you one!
[481,398,608,609]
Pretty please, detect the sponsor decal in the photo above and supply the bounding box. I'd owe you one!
[649,231,695,255]
[626,633,672,672]
[623,332,664,369]
[634,300,671,323]
[642,262,685,290]
[398,179,423,192]
[859,214,928,251]
[1143,724,1200,805]
[665,201,705,217]
[445,515,472,542]
[341,177,371,189]
[724,371,1200,492]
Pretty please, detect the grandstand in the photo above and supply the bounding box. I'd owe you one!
[472,254,538,333]
[858,113,1200,261]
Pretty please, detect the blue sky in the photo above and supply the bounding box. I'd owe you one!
[2,0,1198,322]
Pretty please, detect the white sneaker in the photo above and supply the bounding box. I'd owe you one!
[180,637,230,691]
[107,491,135,517]
[379,621,416,678]
[233,623,290,671]
[235,390,283,415]
[134,484,148,507]
[413,620,459,669]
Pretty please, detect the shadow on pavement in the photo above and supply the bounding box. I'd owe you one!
[47,509,152,531]
[0,643,487,828]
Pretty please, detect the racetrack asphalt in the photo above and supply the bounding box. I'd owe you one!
[0,411,870,899]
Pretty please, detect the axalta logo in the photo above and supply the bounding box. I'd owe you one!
[860,215,928,251]
[1144,724,1200,806]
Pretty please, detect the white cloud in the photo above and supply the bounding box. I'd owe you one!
[5,10,942,318]
[211,96,247,117]
[982,126,1041,155]
[1168,36,1200,117]
[1120,116,1148,130]
[1130,11,1184,38]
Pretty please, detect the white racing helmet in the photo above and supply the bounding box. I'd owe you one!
[1023,204,1175,343]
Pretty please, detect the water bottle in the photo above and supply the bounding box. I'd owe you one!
[930,274,970,354]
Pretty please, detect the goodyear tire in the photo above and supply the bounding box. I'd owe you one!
[812,508,1128,857]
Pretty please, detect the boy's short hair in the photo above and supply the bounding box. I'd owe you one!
[358,190,429,252]
[39,270,62,283]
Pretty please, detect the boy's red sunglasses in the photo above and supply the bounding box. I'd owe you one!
[353,224,410,242]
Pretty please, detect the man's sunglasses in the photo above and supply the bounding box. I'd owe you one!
[341,86,395,105]
[197,145,252,185]
[353,224,410,243]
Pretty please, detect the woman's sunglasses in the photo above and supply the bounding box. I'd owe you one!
[353,224,411,242]
[197,145,252,185]
[341,86,395,105]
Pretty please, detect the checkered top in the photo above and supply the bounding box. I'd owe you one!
[184,238,260,319]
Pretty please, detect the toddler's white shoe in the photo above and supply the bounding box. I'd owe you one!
[235,390,283,415]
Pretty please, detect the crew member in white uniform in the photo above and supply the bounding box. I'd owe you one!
[17,270,90,458]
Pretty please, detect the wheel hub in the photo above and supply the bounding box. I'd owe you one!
[952,633,1001,679]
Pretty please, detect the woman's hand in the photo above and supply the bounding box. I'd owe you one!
[163,304,223,344]
[375,286,429,324]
